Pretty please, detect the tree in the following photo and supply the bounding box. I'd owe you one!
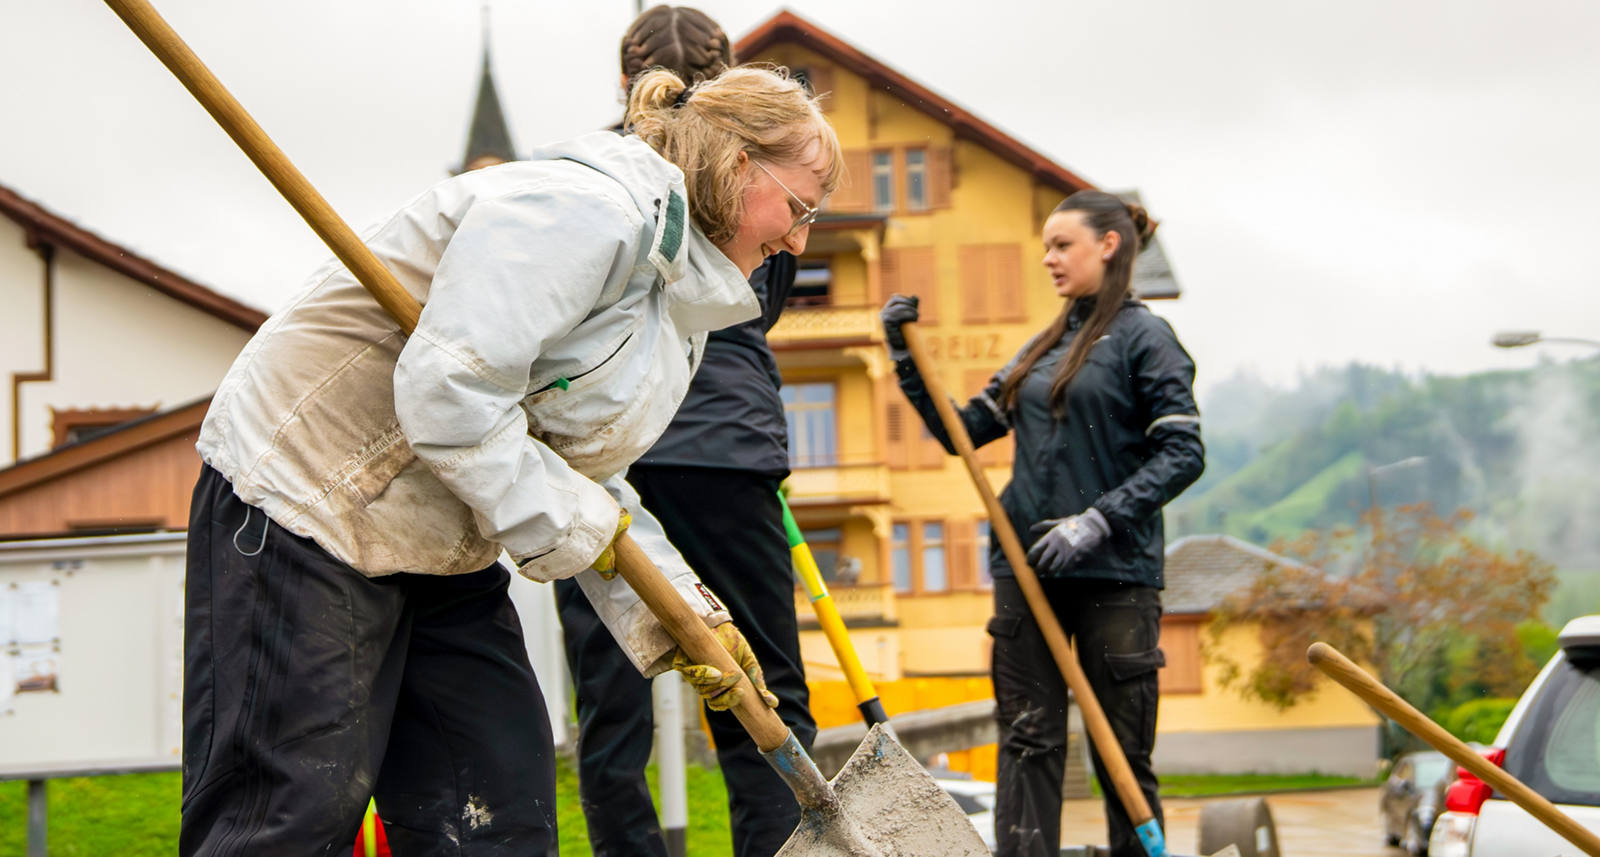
[1207,504,1555,745]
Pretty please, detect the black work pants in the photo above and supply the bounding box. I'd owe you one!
[988,574,1165,857]
[554,465,814,857]
[180,465,557,856]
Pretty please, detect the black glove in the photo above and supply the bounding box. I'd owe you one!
[880,294,920,361]
[1025,508,1110,577]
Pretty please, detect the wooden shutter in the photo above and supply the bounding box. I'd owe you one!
[1158,618,1203,694]
[948,518,976,589]
[830,149,873,213]
[959,245,990,324]
[885,400,909,469]
[915,420,947,470]
[890,247,937,323]
[927,146,953,209]
[805,65,835,108]
[992,244,1027,322]
[881,247,937,321]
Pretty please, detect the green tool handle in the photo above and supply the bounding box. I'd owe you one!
[780,492,891,727]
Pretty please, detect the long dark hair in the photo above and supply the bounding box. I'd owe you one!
[998,190,1159,416]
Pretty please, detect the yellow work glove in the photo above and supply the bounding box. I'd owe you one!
[590,510,632,580]
[672,622,780,712]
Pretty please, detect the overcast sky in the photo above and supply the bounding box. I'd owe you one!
[5,0,1598,396]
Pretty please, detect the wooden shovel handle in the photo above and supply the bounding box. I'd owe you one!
[102,0,792,755]
[103,0,421,334]
[1309,642,1600,857]
[901,323,1156,827]
[613,536,791,750]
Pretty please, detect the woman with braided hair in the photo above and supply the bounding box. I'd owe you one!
[180,61,838,855]
[881,191,1205,857]
[554,7,818,857]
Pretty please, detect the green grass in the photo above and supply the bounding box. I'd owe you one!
[1081,771,1377,801]
[0,758,732,856]
[1157,772,1377,797]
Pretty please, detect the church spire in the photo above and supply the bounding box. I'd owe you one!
[457,2,515,173]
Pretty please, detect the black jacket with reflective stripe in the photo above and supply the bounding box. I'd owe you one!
[895,298,1204,587]
[634,253,796,476]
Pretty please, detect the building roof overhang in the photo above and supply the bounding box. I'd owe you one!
[0,183,266,332]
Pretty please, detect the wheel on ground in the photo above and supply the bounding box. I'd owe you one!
[1197,797,1280,857]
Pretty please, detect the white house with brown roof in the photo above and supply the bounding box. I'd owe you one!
[0,184,262,536]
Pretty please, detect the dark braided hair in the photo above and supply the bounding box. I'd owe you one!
[620,6,733,86]
[998,190,1160,417]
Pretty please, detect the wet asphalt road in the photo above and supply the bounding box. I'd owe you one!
[1058,786,1409,857]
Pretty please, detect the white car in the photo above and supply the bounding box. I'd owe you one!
[1430,615,1600,857]
[936,775,997,852]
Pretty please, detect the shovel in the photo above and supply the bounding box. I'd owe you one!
[780,491,894,732]
[901,323,1171,857]
[1309,642,1600,857]
[97,1,988,853]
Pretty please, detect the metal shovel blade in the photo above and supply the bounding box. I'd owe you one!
[776,724,989,857]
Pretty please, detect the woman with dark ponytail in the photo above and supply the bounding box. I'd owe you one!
[554,8,816,857]
[881,190,1204,857]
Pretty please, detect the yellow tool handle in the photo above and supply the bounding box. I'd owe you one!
[1310,642,1600,857]
[782,494,890,726]
[902,323,1157,828]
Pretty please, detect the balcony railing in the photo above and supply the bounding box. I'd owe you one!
[768,304,878,346]
[785,458,890,505]
[794,581,898,627]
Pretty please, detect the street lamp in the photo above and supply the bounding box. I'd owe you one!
[1491,331,1600,350]
[1367,456,1426,540]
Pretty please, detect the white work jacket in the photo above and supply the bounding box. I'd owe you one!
[197,131,756,673]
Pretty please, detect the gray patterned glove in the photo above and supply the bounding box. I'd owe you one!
[880,294,920,361]
[1026,508,1111,577]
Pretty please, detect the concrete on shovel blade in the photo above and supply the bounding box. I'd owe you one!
[776,723,988,857]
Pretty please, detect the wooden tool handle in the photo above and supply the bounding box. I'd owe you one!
[102,0,792,756]
[1309,642,1600,857]
[902,323,1156,827]
[614,536,791,752]
[103,0,421,334]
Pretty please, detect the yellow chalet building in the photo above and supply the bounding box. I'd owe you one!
[734,13,1183,743]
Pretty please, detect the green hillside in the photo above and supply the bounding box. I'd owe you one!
[1170,357,1600,580]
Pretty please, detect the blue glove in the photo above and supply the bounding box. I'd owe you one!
[880,294,920,361]
[1026,508,1111,577]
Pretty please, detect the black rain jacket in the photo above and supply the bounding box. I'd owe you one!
[634,253,796,476]
[895,298,1204,587]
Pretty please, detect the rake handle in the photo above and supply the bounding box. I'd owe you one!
[902,323,1157,827]
[1308,642,1600,857]
[102,0,791,755]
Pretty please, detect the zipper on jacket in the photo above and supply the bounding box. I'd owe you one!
[534,333,633,395]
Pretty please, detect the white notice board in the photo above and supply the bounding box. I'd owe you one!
[0,533,186,778]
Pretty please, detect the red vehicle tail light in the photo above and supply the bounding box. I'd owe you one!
[1444,747,1507,815]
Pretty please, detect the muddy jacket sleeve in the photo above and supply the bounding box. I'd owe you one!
[892,356,1013,454]
[571,472,734,676]
[1091,317,1205,531]
[393,188,634,579]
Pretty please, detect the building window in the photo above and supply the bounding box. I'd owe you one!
[976,520,993,587]
[802,527,843,582]
[51,406,156,449]
[871,151,895,213]
[788,258,833,307]
[891,523,912,593]
[905,148,928,211]
[781,382,837,468]
[922,522,947,592]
